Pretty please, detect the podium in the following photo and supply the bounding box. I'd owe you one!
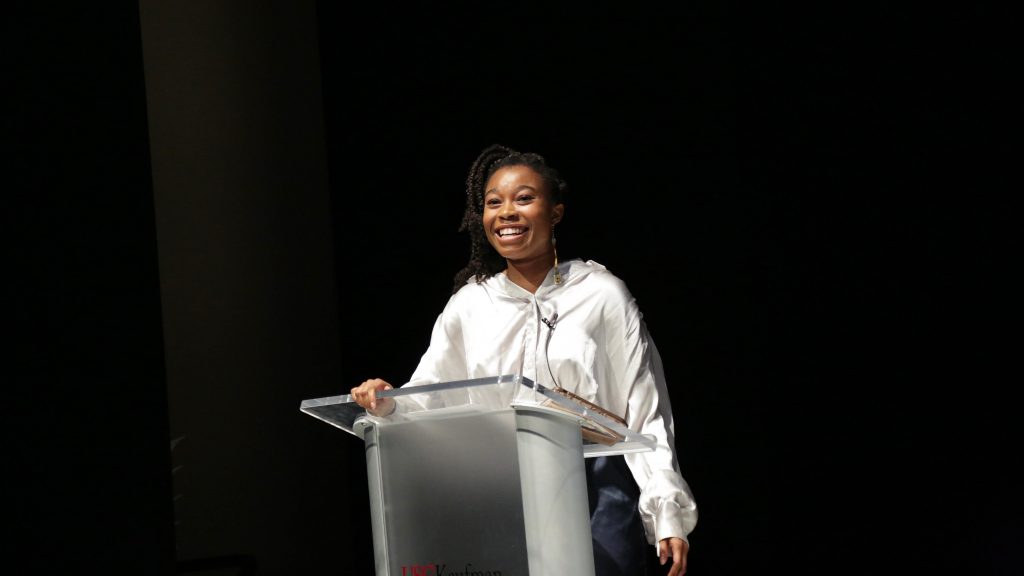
[300,375,655,576]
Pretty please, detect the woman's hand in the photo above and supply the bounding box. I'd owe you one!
[350,378,395,416]
[658,537,688,576]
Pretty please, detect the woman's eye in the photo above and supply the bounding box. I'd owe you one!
[516,195,534,203]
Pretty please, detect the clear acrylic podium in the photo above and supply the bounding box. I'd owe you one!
[300,375,655,576]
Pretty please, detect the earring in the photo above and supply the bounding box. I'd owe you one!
[552,226,563,285]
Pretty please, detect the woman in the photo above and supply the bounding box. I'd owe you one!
[351,144,697,576]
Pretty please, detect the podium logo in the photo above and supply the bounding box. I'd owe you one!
[401,563,503,576]
[400,565,436,576]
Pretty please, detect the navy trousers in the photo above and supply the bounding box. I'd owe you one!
[586,455,649,576]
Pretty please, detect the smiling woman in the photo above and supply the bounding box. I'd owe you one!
[453,145,570,294]
[484,164,562,252]
[480,163,564,291]
[350,144,698,576]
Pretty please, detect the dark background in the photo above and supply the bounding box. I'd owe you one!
[9,1,1013,575]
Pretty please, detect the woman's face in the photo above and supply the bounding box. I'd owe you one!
[483,165,564,264]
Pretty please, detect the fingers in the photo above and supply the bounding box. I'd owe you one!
[350,378,393,412]
[374,381,393,407]
[370,381,378,408]
[668,551,684,576]
[660,537,688,576]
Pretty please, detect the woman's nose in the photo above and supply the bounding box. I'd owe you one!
[498,202,517,218]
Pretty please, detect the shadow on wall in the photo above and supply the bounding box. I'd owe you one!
[171,435,257,575]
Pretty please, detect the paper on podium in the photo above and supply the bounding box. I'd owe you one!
[539,387,627,446]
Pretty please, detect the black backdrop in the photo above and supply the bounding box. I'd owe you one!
[10,1,1013,575]
[316,4,1013,574]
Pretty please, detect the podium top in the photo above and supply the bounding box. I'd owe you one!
[300,375,656,457]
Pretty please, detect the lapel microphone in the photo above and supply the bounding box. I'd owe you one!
[541,312,558,330]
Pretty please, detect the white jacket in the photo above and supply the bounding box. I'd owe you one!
[403,258,698,545]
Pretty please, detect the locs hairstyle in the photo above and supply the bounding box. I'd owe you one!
[451,144,569,293]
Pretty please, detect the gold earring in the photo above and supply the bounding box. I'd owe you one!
[552,226,563,285]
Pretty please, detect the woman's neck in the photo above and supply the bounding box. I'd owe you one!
[504,254,555,294]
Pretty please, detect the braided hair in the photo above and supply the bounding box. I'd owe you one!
[452,144,568,293]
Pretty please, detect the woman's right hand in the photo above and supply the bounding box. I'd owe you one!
[350,378,395,416]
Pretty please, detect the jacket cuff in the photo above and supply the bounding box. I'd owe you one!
[654,499,690,544]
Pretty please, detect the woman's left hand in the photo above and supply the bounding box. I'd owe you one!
[658,537,688,576]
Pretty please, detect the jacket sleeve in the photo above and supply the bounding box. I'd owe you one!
[407,297,468,387]
[608,295,698,546]
[387,294,468,414]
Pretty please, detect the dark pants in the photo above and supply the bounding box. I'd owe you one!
[586,455,648,576]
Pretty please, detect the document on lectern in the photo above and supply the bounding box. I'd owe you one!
[540,387,627,446]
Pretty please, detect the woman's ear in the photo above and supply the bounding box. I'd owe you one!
[552,203,565,225]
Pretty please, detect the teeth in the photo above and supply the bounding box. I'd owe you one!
[498,228,524,237]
